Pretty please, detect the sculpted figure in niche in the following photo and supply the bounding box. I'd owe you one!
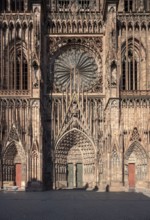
[111,62,117,86]
[32,61,39,88]
[70,0,79,14]
[72,101,79,117]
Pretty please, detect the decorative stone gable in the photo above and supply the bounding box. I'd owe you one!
[8,124,20,142]
[130,127,141,142]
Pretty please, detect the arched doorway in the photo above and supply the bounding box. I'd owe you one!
[124,141,148,189]
[55,129,96,189]
[3,142,25,188]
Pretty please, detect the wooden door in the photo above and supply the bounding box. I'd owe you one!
[76,163,83,188]
[128,163,135,188]
[15,163,21,187]
[67,163,74,188]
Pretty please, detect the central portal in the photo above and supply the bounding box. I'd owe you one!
[55,129,96,189]
[67,163,83,188]
[76,163,83,188]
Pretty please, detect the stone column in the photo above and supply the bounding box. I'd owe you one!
[73,163,76,188]
[148,151,150,188]
[0,161,2,188]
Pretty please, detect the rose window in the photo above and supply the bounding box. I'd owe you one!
[54,48,98,92]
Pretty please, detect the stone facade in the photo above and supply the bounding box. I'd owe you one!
[0,0,150,192]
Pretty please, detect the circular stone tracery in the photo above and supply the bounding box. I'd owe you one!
[54,48,99,92]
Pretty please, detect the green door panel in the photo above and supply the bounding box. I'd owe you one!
[76,163,83,188]
[67,163,74,187]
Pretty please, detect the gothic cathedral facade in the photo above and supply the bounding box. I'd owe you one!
[0,0,150,191]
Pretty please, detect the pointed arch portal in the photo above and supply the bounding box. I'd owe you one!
[2,141,26,188]
[124,141,148,189]
[55,128,96,189]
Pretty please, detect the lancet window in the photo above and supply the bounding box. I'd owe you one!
[78,0,90,7]
[58,0,70,7]
[1,0,24,12]
[122,49,138,91]
[58,0,90,8]
[2,0,7,11]
[11,0,24,12]
[124,0,133,12]
[4,48,29,90]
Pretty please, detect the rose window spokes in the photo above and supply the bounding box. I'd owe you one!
[54,49,98,92]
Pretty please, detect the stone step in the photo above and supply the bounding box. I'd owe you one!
[2,186,19,191]
[110,186,126,192]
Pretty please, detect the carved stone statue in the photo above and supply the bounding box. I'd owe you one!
[70,0,79,14]
[32,61,39,88]
[111,63,117,86]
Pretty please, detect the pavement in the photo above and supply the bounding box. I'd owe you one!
[0,190,150,220]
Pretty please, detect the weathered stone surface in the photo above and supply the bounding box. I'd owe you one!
[0,0,150,192]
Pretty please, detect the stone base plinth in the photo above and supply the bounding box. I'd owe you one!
[26,181,43,192]
[110,182,125,192]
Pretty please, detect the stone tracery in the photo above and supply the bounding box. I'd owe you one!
[54,48,98,92]
[48,41,103,94]
[0,0,150,191]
